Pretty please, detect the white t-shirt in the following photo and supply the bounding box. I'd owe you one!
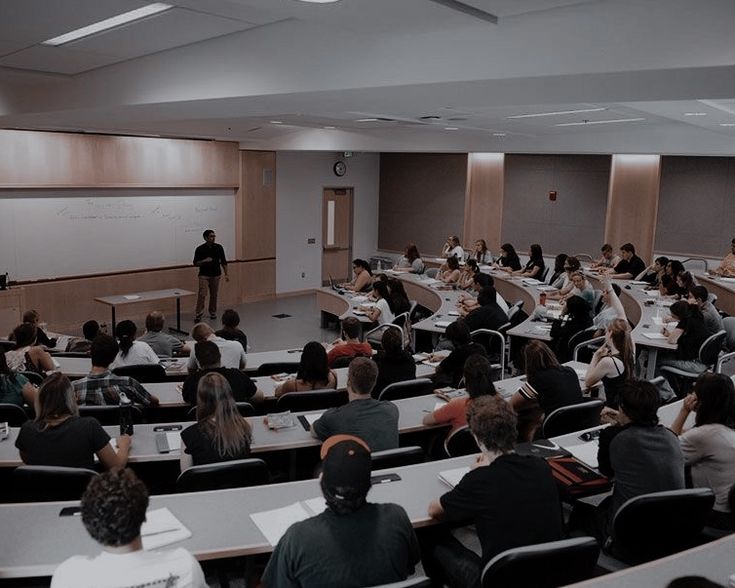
[51,547,207,588]
[375,298,395,325]
[111,341,160,368]
[447,245,464,260]
[187,335,247,371]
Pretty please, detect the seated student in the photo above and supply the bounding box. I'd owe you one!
[181,341,262,405]
[73,335,159,407]
[592,281,626,332]
[585,319,634,409]
[458,258,480,289]
[187,322,247,372]
[432,321,488,389]
[214,308,248,352]
[0,351,36,407]
[50,468,206,588]
[4,323,55,375]
[312,358,399,451]
[275,341,338,398]
[636,255,669,287]
[591,243,621,270]
[607,242,646,279]
[360,281,396,325]
[546,256,582,300]
[462,286,508,332]
[670,373,735,530]
[340,258,373,292]
[441,235,464,259]
[16,373,130,470]
[510,340,584,440]
[17,309,56,348]
[67,320,101,354]
[439,255,462,284]
[565,271,595,308]
[688,285,723,336]
[262,435,420,588]
[110,320,159,368]
[372,328,416,399]
[426,396,563,588]
[470,239,493,265]
[512,243,545,279]
[710,237,735,277]
[393,242,425,274]
[386,278,411,316]
[660,259,686,297]
[424,354,496,432]
[457,272,510,316]
[548,253,568,287]
[494,242,522,271]
[327,317,373,368]
[550,295,592,362]
[137,311,187,357]
[180,372,253,468]
[676,271,697,299]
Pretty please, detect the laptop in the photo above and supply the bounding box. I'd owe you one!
[328,274,345,294]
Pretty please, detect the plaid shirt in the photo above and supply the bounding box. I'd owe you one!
[72,370,153,406]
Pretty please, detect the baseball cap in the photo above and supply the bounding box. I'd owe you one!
[320,434,371,494]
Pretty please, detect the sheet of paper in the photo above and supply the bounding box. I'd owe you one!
[123,294,141,300]
[642,332,668,340]
[141,507,192,550]
[434,321,452,328]
[433,402,446,411]
[165,432,182,451]
[250,502,314,546]
[303,497,328,516]
[439,466,471,488]
[302,412,324,426]
[564,441,599,469]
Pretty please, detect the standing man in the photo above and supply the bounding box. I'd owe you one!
[193,229,228,321]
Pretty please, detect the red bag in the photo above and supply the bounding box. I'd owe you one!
[547,456,611,497]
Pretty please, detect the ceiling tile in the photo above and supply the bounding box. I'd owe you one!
[0,45,121,75]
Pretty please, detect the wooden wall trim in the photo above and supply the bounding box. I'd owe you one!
[463,153,505,251]
[239,150,276,261]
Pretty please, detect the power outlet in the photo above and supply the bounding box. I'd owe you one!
[301,272,306,278]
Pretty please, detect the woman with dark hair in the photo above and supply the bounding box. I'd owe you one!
[274,341,337,397]
[513,244,545,279]
[180,372,252,468]
[15,373,130,469]
[440,256,461,284]
[671,373,735,528]
[458,258,480,289]
[341,259,374,293]
[362,281,396,325]
[584,318,634,408]
[373,328,416,398]
[495,243,521,271]
[547,256,581,300]
[0,351,36,407]
[548,253,568,287]
[471,239,492,265]
[550,295,592,362]
[386,278,411,316]
[215,308,248,351]
[4,323,54,375]
[510,340,584,439]
[110,320,159,368]
[676,271,697,299]
[660,260,685,297]
[637,255,669,288]
[432,321,487,388]
[394,243,425,274]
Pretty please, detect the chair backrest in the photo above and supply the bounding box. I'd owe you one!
[681,257,709,273]
[0,339,16,353]
[0,403,29,426]
[573,335,605,363]
[721,317,735,351]
[364,577,432,588]
[18,371,44,386]
[276,389,348,412]
[729,483,735,515]
[78,404,144,425]
[716,351,735,377]
[609,488,715,564]
[408,300,420,322]
[699,330,727,367]
[541,400,604,438]
[49,351,90,358]
[254,362,301,377]
[187,401,254,420]
[371,446,424,470]
[12,465,99,502]
[176,458,269,493]
[566,326,598,356]
[425,268,439,279]
[540,267,550,283]
[470,329,506,377]
[332,355,356,369]
[480,536,600,588]
[112,363,167,383]
[378,378,434,402]
[443,425,480,458]
[573,253,594,263]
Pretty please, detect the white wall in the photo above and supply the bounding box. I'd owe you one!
[276,152,380,293]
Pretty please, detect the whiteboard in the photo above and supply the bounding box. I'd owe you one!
[0,189,236,281]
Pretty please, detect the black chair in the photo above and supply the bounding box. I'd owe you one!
[0,339,16,353]
[566,327,599,359]
[541,400,604,438]
[716,350,735,377]
[332,355,358,369]
[660,330,727,392]
[12,465,99,502]
[371,446,424,470]
[573,335,605,363]
[365,577,432,588]
[186,401,254,420]
[49,351,89,358]
[18,371,44,386]
[176,458,269,493]
[443,426,479,458]
[0,403,30,426]
[365,313,410,349]
[112,363,167,383]
[378,378,434,402]
[255,362,300,377]
[276,389,348,412]
[470,329,506,377]
[604,488,715,565]
[480,536,600,588]
[78,404,144,425]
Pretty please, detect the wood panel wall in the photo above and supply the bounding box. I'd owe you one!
[238,151,277,260]
[463,153,505,252]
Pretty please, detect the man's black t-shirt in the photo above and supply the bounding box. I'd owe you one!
[613,255,646,278]
[463,304,508,333]
[193,242,227,277]
[181,367,257,405]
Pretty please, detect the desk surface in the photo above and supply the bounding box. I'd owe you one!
[94,288,196,306]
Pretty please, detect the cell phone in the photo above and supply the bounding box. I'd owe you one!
[371,473,401,484]
[59,506,82,517]
[0,422,8,440]
[579,429,602,442]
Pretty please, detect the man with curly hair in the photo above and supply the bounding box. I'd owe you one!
[51,468,206,587]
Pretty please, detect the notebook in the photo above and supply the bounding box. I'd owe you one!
[155,432,182,453]
[141,508,192,550]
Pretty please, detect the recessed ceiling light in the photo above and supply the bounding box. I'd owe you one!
[295,0,341,3]
[269,120,283,125]
[683,112,707,116]
[355,118,379,122]
[507,107,606,119]
[719,123,735,127]
[555,118,645,127]
[444,127,459,131]
[42,3,173,46]
[492,132,506,137]
[323,126,336,129]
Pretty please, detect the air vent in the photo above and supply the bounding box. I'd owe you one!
[419,115,442,120]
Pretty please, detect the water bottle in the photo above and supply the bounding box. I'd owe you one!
[377,260,383,272]
[539,291,547,306]
[119,392,134,435]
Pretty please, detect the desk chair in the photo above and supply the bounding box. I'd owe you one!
[176,458,269,493]
[443,426,479,458]
[365,577,432,588]
[0,403,30,426]
[660,330,727,393]
[112,363,167,383]
[378,378,433,402]
[681,257,709,273]
[18,371,44,386]
[276,389,348,412]
[187,402,254,420]
[716,351,735,377]
[425,268,439,279]
[365,312,411,350]
[566,327,599,359]
[480,537,599,588]
[573,335,604,363]
[601,488,714,568]
[722,317,735,351]
[12,466,99,502]
[540,267,550,283]
[371,446,424,470]
[255,362,300,377]
[49,351,89,358]
[541,400,604,438]
[573,253,594,264]
[79,404,143,425]
[470,329,506,378]
[0,339,15,353]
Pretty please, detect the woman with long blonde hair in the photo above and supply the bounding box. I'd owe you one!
[584,318,635,408]
[180,372,252,469]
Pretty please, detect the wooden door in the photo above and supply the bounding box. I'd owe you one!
[322,188,353,284]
